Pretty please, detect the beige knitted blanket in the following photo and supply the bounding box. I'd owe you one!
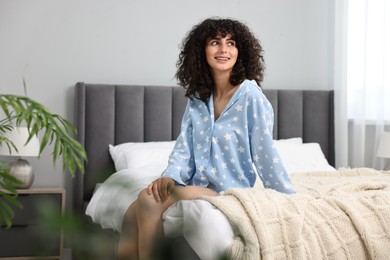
[202,168,390,260]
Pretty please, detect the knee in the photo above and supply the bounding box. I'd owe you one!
[136,188,160,215]
[137,188,153,204]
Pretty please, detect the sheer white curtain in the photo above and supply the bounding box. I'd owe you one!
[335,0,390,169]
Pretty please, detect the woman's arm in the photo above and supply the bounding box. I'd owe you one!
[249,91,296,194]
[160,100,195,186]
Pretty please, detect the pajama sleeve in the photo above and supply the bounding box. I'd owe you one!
[161,100,195,186]
[248,92,296,194]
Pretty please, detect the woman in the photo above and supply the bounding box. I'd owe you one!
[118,17,296,259]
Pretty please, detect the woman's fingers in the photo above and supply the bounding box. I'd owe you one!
[152,179,162,202]
[147,178,174,203]
[147,182,154,195]
[160,178,173,202]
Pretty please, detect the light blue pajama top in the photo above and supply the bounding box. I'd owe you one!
[161,79,296,194]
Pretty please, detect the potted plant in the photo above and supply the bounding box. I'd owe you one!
[0,93,86,227]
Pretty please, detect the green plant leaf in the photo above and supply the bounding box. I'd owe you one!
[0,99,11,118]
[0,199,14,219]
[0,169,23,228]
[39,127,52,154]
[0,192,22,209]
[0,175,23,191]
[0,94,87,176]
[0,206,12,228]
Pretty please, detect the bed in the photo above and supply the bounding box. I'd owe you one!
[73,83,390,259]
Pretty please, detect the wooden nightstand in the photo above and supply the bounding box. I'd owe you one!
[0,187,65,260]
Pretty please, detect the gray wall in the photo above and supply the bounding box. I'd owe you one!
[0,0,335,209]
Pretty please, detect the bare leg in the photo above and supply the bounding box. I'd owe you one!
[136,185,217,260]
[118,202,139,260]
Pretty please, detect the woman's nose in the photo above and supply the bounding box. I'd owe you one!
[219,43,227,53]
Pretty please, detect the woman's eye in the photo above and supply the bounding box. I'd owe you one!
[227,41,236,47]
[211,41,218,45]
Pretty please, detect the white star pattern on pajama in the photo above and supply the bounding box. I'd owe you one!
[162,80,295,194]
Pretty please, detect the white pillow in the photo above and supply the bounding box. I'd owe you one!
[274,137,303,144]
[86,164,165,232]
[109,141,176,171]
[274,142,336,174]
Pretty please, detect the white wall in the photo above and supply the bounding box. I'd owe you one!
[0,0,334,209]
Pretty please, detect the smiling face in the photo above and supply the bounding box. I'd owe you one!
[205,34,238,76]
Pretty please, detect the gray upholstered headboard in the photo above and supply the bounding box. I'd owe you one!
[73,83,334,211]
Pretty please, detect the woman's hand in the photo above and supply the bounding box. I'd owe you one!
[147,177,175,203]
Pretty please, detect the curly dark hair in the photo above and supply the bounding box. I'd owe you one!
[176,17,265,101]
